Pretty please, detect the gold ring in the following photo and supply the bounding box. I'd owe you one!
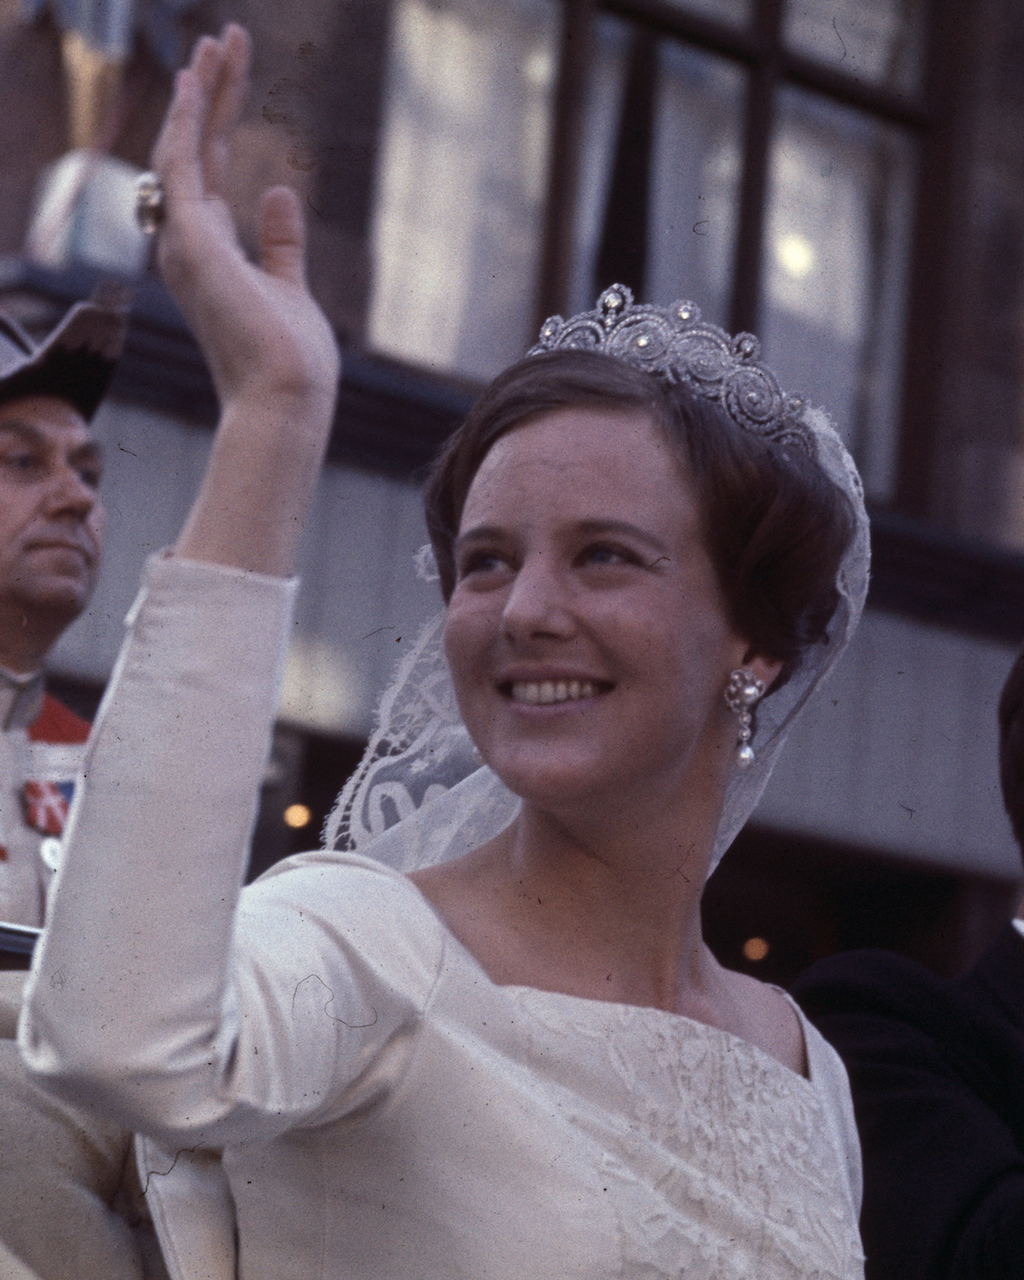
[134,172,165,235]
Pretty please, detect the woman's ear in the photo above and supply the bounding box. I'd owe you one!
[742,648,784,694]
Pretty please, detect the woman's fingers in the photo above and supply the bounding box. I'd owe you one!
[151,26,250,200]
[258,187,306,288]
[149,26,251,300]
[151,62,205,202]
[200,24,251,193]
[145,22,337,418]
[204,25,250,137]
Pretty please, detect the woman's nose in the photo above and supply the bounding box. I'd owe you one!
[501,554,576,641]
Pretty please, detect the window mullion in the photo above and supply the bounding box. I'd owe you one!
[728,0,784,335]
[536,0,597,324]
[594,25,658,299]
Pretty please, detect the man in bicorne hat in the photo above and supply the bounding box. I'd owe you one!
[0,297,126,927]
[0,299,171,1280]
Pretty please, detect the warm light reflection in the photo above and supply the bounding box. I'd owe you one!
[741,936,771,962]
[284,804,313,830]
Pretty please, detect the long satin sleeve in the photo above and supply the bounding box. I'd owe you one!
[18,555,437,1149]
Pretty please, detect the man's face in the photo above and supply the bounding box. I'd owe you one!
[0,395,104,635]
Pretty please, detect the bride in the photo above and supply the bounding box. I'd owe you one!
[22,24,868,1280]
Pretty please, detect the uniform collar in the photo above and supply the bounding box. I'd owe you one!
[0,665,44,732]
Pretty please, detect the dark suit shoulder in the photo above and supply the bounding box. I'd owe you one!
[792,948,958,1034]
[793,941,1024,1280]
[794,940,1024,1135]
[962,925,1024,1033]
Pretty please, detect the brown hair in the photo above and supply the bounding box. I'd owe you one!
[424,349,855,689]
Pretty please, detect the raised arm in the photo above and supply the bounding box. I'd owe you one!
[154,24,339,574]
[17,28,368,1146]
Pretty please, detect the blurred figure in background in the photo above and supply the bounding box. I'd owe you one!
[0,304,169,1280]
[23,0,197,150]
[794,647,1024,1280]
[0,299,124,927]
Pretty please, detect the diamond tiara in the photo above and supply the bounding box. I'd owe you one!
[528,283,816,458]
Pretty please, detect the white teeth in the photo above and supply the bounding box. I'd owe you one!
[510,680,599,705]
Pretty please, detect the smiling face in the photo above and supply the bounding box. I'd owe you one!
[443,407,779,819]
[0,395,104,671]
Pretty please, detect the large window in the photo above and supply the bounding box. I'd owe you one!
[367,0,558,380]
[363,0,938,508]
[761,88,916,497]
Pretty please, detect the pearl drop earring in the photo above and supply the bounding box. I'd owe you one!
[724,669,766,768]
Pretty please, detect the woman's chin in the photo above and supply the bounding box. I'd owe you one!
[485,749,628,814]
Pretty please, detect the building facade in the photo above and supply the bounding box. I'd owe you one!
[3,0,1023,979]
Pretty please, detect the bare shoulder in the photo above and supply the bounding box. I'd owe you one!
[720,967,808,1077]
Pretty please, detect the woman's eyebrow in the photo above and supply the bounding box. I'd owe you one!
[455,518,671,558]
[453,524,509,552]
[572,518,669,555]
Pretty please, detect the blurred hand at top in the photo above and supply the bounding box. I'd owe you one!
[150,24,339,424]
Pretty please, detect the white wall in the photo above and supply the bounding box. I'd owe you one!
[759,611,1021,879]
[48,399,440,740]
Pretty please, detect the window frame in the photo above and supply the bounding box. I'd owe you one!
[536,0,968,517]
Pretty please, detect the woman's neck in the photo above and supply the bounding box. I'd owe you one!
[410,788,808,1075]
[412,786,723,1015]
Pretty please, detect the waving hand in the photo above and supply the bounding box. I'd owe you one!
[151,25,340,575]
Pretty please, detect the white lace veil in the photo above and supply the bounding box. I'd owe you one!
[324,289,870,877]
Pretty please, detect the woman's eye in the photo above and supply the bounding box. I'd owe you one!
[457,550,509,578]
[582,544,632,567]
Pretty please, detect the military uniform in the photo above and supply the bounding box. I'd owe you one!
[0,671,88,927]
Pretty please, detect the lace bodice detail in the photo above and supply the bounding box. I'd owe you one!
[505,987,864,1278]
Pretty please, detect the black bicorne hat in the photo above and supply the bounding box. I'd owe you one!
[0,292,128,421]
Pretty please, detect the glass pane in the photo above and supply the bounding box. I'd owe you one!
[647,39,745,326]
[784,0,927,95]
[760,86,917,501]
[570,17,744,331]
[657,0,752,25]
[367,0,557,381]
